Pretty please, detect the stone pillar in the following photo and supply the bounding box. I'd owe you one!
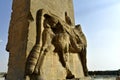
[6,0,86,80]
[6,0,30,80]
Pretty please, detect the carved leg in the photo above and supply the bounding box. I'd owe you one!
[78,48,88,76]
[34,46,47,74]
[58,50,74,79]
[64,53,75,79]
[25,44,41,75]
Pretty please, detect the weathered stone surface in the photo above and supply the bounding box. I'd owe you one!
[6,0,29,80]
[6,0,89,80]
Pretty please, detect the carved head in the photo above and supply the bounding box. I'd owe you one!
[74,24,87,46]
[44,14,58,28]
[74,24,83,36]
[75,24,82,32]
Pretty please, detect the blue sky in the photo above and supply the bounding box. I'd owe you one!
[0,0,120,72]
[0,0,12,72]
[74,0,120,70]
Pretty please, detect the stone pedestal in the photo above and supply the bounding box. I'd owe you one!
[6,0,86,80]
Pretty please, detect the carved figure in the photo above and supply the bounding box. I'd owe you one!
[34,14,58,74]
[52,22,75,79]
[73,25,88,76]
[25,10,58,79]
[25,9,88,80]
[25,10,44,77]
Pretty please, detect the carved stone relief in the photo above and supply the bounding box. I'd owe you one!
[25,9,88,79]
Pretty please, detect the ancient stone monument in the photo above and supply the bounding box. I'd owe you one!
[6,0,89,80]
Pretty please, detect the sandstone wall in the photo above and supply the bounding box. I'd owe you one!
[6,0,30,80]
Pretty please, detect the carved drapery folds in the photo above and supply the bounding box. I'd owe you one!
[25,9,88,79]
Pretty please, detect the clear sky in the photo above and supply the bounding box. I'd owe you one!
[0,0,120,72]
[0,0,12,72]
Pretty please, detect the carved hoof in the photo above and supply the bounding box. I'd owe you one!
[33,68,39,74]
[25,66,35,75]
[66,74,75,79]
[66,70,75,79]
[84,73,89,77]
[84,70,89,76]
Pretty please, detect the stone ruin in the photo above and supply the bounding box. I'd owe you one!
[6,0,89,80]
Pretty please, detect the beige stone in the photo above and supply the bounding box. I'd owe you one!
[6,0,89,80]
